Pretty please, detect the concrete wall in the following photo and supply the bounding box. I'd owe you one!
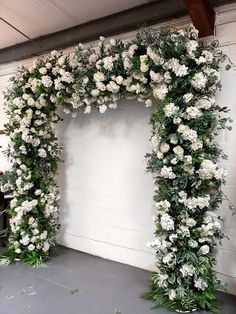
[0,4,236,293]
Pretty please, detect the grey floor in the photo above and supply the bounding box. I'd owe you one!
[0,246,235,314]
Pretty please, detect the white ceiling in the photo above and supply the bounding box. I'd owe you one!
[0,0,149,49]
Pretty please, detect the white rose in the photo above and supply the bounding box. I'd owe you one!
[27,97,35,106]
[94,72,105,82]
[39,67,47,75]
[173,145,184,157]
[169,289,177,300]
[110,39,116,46]
[160,143,170,153]
[46,62,52,69]
[199,245,210,255]
[28,217,35,225]
[22,93,30,100]
[43,241,50,252]
[58,56,65,66]
[186,218,196,227]
[91,89,100,97]
[28,244,35,251]
[115,76,123,85]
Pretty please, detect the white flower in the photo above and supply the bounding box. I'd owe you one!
[110,38,116,46]
[94,72,105,82]
[171,158,178,165]
[178,225,190,237]
[43,241,50,252]
[169,234,178,242]
[156,274,169,288]
[39,67,47,75]
[146,47,161,65]
[58,56,65,66]
[186,218,197,227]
[153,84,168,100]
[160,143,170,153]
[195,98,214,109]
[169,289,177,300]
[164,103,179,117]
[191,139,203,151]
[180,264,195,277]
[188,239,198,248]
[27,97,35,106]
[32,228,39,235]
[103,56,114,71]
[41,75,53,88]
[185,106,202,120]
[173,145,184,158]
[150,71,163,83]
[40,231,48,240]
[15,248,21,254]
[99,105,107,113]
[46,62,52,69]
[194,278,208,290]
[140,55,149,72]
[28,217,35,225]
[115,76,123,85]
[183,93,193,103]
[38,148,47,158]
[199,244,210,255]
[183,195,210,210]
[173,117,182,125]
[160,213,174,230]
[165,58,188,77]
[146,236,170,251]
[145,99,152,107]
[91,89,100,97]
[198,160,217,180]
[84,106,91,114]
[203,50,214,63]
[186,40,198,54]
[28,244,35,251]
[177,124,198,141]
[106,81,120,93]
[163,253,173,264]
[20,235,30,246]
[160,166,176,179]
[155,200,171,212]
[191,72,207,90]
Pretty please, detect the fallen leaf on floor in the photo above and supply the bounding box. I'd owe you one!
[69,288,79,295]
[28,292,36,296]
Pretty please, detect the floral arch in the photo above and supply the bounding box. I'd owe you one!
[1,26,231,313]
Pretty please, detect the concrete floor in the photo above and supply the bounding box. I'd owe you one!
[0,246,235,314]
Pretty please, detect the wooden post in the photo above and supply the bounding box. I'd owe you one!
[184,0,215,37]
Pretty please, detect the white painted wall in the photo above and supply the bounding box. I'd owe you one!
[0,5,236,293]
[57,100,155,269]
[213,3,236,295]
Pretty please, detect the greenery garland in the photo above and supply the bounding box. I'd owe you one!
[1,26,232,312]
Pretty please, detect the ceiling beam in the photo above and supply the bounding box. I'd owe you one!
[0,0,234,64]
[0,0,187,64]
[184,0,215,37]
